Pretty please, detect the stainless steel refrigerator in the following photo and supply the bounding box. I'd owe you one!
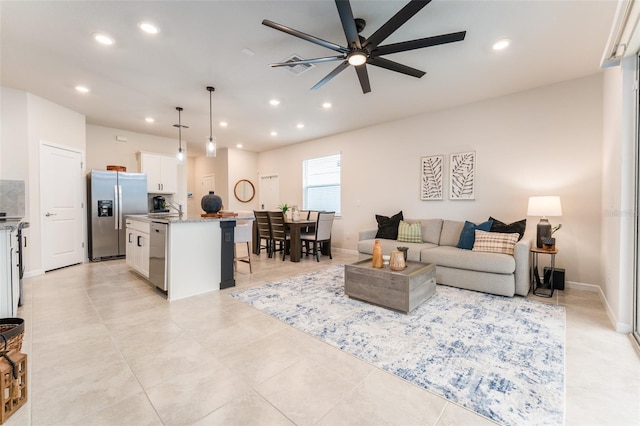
[87,170,148,260]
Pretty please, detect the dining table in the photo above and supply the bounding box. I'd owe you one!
[284,218,316,262]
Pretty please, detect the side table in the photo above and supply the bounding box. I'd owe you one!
[531,247,558,298]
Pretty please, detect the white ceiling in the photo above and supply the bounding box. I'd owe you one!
[0,1,617,154]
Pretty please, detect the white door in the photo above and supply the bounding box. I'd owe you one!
[202,174,215,194]
[198,175,216,213]
[41,144,84,271]
[259,174,279,210]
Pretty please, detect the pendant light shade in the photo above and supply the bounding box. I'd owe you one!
[206,86,217,157]
[173,106,189,165]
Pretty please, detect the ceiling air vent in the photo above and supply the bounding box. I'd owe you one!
[283,54,315,76]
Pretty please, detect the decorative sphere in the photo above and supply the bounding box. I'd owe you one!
[201,191,223,214]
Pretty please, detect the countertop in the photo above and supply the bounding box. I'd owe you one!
[0,219,29,231]
[126,214,253,224]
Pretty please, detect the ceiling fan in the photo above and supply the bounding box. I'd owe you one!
[262,0,466,94]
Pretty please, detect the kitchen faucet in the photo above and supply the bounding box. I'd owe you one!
[166,200,183,217]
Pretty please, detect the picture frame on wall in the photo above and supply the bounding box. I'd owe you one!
[449,151,475,200]
[420,155,444,200]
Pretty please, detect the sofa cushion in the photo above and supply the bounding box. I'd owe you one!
[489,217,526,241]
[420,246,515,274]
[456,220,493,250]
[472,230,520,255]
[397,220,422,243]
[358,239,436,262]
[419,219,443,244]
[439,220,464,246]
[375,211,403,239]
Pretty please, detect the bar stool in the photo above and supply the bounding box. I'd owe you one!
[234,211,254,273]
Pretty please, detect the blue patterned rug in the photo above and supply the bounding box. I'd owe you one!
[230,265,565,425]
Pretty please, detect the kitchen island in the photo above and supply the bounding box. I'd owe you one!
[126,214,250,301]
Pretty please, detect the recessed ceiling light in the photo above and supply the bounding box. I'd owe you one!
[270,131,278,136]
[322,102,332,109]
[269,99,280,106]
[219,121,228,127]
[75,85,90,93]
[138,21,159,35]
[296,123,304,129]
[93,33,114,45]
[145,117,155,123]
[236,144,243,149]
[492,38,511,51]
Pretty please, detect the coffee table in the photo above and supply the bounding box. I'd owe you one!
[344,259,436,313]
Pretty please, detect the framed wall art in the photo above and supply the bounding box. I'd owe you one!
[420,155,443,200]
[449,151,475,200]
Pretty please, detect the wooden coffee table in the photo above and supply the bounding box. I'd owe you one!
[344,259,436,313]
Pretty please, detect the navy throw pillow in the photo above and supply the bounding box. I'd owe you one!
[489,217,526,241]
[375,211,404,240]
[456,220,493,250]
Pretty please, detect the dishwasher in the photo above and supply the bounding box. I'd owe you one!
[149,221,168,291]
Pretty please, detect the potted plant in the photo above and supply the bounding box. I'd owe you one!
[278,203,291,220]
[542,224,562,250]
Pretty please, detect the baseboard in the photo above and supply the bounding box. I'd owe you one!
[567,281,632,333]
[24,269,44,278]
[566,280,599,292]
[334,247,359,256]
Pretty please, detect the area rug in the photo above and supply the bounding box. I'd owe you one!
[230,265,565,425]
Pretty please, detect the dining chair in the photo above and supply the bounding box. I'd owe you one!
[302,210,319,253]
[267,210,290,261]
[253,210,272,257]
[301,211,335,262]
[234,213,253,273]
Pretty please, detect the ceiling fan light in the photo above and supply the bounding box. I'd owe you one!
[347,51,367,66]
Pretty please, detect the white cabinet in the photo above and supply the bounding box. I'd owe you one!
[125,219,150,278]
[139,152,178,194]
[0,228,19,317]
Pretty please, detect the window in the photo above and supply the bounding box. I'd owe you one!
[303,154,341,215]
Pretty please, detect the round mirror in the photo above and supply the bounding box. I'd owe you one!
[234,179,255,203]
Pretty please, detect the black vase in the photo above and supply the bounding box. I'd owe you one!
[201,191,223,214]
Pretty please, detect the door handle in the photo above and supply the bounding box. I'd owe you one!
[137,236,142,247]
[45,212,57,217]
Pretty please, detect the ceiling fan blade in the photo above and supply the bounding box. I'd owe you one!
[262,19,348,54]
[354,64,371,94]
[368,56,425,78]
[374,31,466,56]
[270,56,345,67]
[311,61,349,90]
[335,0,361,49]
[363,0,432,50]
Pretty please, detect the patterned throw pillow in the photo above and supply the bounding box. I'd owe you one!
[397,220,422,243]
[472,230,520,255]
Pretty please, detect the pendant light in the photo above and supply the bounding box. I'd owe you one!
[173,106,188,164]
[206,86,216,157]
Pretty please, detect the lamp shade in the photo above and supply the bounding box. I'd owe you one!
[527,196,562,217]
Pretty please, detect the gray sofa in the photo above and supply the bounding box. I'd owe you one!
[357,219,530,297]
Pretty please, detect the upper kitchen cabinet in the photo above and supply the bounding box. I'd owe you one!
[138,152,178,194]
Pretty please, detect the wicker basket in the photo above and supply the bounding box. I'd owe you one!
[0,319,24,352]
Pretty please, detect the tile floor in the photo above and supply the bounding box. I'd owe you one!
[6,250,640,425]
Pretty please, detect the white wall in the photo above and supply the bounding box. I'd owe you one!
[226,148,259,212]
[259,74,604,287]
[0,88,86,275]
[86,124,189,211]
[601,57,636,333]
